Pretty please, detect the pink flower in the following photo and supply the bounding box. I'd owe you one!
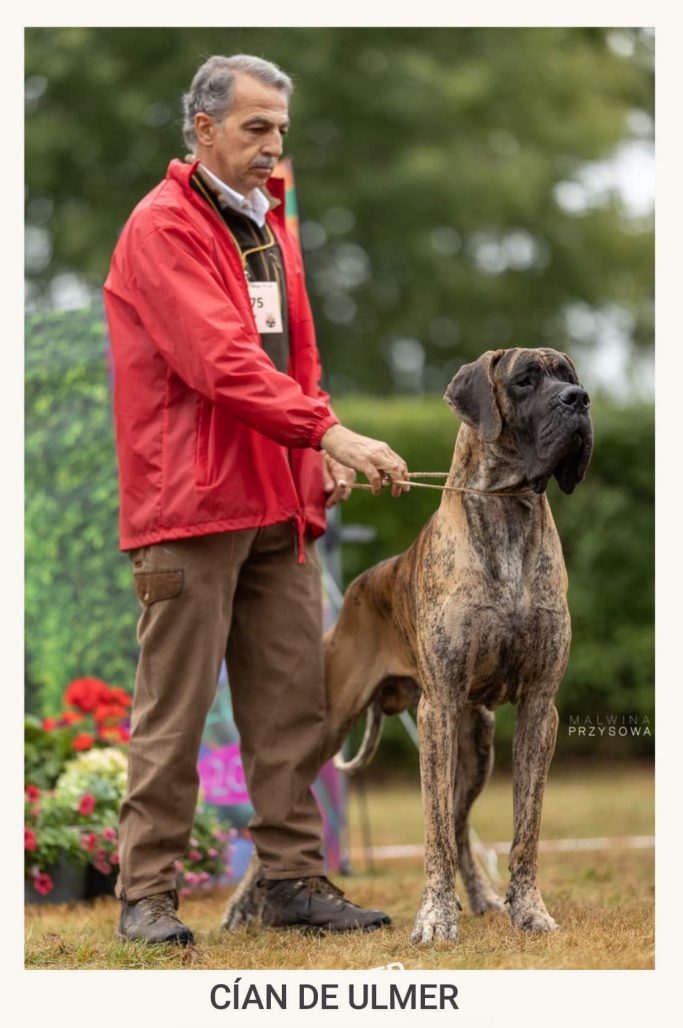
[179,887,191,898]
[184,871,199,884]
[32,871,54,896]
[25,784,41,802]
[189,837,199,848]
[174,860,184,873]
[102,826,117,842]
[188,848,202,862]
[109,853,119,865]
[24,827,37,851]
[208,848,218,858]
[80,832,99,852]
[78,793,96,816]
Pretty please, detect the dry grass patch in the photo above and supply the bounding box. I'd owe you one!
[25,850,653,971]
[25,765,654,971]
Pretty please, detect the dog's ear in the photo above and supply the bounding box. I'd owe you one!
[444,350,505,443]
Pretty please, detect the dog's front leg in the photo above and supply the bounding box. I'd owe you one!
[410,692,461,944]
[505,690,560,933]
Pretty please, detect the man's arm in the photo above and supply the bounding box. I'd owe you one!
[125,213,408,491]
[126,217,338,450]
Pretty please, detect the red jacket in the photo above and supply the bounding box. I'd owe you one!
[104,159,339,555]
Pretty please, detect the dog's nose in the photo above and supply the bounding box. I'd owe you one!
[559,385,590,410]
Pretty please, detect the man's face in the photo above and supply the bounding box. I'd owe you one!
[194,73,290,195]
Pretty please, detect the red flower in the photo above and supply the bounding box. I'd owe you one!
[24,827,37,852]
[93,703,129,725]
[60,710,85,725]
[42,717,57,731]
[25,784,41,803]
[103,687,132,708]
[102,826,117,842]
[99,724,130,744]
[73,733,95,752]
[78,793,96,816]
[80,832,99,852]
[64,677,111,713]
[31,871,54,896]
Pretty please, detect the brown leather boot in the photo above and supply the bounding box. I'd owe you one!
[117,890,194,945]
[260,876,391,932]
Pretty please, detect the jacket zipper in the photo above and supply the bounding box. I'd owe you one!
[191,181,309,563]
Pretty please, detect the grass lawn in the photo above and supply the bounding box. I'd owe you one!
[24,762,654,971]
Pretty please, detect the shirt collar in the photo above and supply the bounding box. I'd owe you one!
[198,163,275,228]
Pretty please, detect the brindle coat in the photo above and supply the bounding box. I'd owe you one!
[222,347,593,944]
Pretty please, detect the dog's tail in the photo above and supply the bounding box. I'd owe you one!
[333,698,384,775]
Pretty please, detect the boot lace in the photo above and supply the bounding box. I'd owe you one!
[302,876,345,901]
[138,892,179,922]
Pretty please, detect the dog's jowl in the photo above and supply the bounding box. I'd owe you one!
[223,347,593,946]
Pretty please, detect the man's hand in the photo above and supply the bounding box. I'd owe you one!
[320,424,409,497]
[322,454,357,508]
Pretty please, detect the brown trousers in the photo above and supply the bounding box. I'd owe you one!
[115,522,328,901]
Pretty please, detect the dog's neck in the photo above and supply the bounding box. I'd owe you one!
[441,425,552,576]
[445,424,532,495]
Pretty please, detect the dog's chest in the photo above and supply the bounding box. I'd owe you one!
[468,602,569,706]
[431,571,570,707]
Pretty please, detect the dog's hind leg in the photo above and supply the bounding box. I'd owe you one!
[220,851,265,930]
[454,705,505,915]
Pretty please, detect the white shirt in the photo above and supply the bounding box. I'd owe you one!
[199,163,271,228]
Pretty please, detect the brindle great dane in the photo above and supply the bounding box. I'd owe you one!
[222,346,593,944]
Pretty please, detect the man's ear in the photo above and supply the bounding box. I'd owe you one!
[444,350,505,443]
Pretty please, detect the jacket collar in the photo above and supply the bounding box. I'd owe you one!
[167,158,286,228]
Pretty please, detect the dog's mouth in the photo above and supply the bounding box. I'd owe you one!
[528,416,593,495]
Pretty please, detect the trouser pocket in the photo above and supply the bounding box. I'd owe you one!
[133,570,184,606]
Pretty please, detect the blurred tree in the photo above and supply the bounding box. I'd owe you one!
[25,26,653,394]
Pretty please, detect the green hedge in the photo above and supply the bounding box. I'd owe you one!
[25,307,653,763]
[25,305,138,713]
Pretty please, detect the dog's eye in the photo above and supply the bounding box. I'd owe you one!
[514,375,534,389]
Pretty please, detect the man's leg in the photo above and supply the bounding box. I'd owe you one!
[226,522,327,878]
[116,531,254,941]
[225,522,390,931]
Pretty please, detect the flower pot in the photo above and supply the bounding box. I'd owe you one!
[84,864,117,899]
[25,856,86,905]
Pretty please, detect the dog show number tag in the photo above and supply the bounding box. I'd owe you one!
[248,281,282,334]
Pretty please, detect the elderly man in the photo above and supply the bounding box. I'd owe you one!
[103,54,408,945]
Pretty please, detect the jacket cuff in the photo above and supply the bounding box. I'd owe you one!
[309,412,340,451]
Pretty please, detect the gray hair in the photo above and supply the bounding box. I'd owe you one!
[182,54,293,153]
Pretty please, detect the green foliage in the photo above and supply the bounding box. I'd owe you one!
[25,305,138,712]
[24,715,76,790]
[25,27,653,393]
[335,394,654,761]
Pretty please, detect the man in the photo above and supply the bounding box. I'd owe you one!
[103,54,408,945]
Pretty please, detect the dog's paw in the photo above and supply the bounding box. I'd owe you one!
[220,884,265,931]
[469,890,506,916]
[506,889,559,933]
[409,890,460,945]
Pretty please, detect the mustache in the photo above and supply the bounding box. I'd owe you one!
[250,159,277,170]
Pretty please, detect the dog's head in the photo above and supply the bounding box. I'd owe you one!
[444,347,593,494]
